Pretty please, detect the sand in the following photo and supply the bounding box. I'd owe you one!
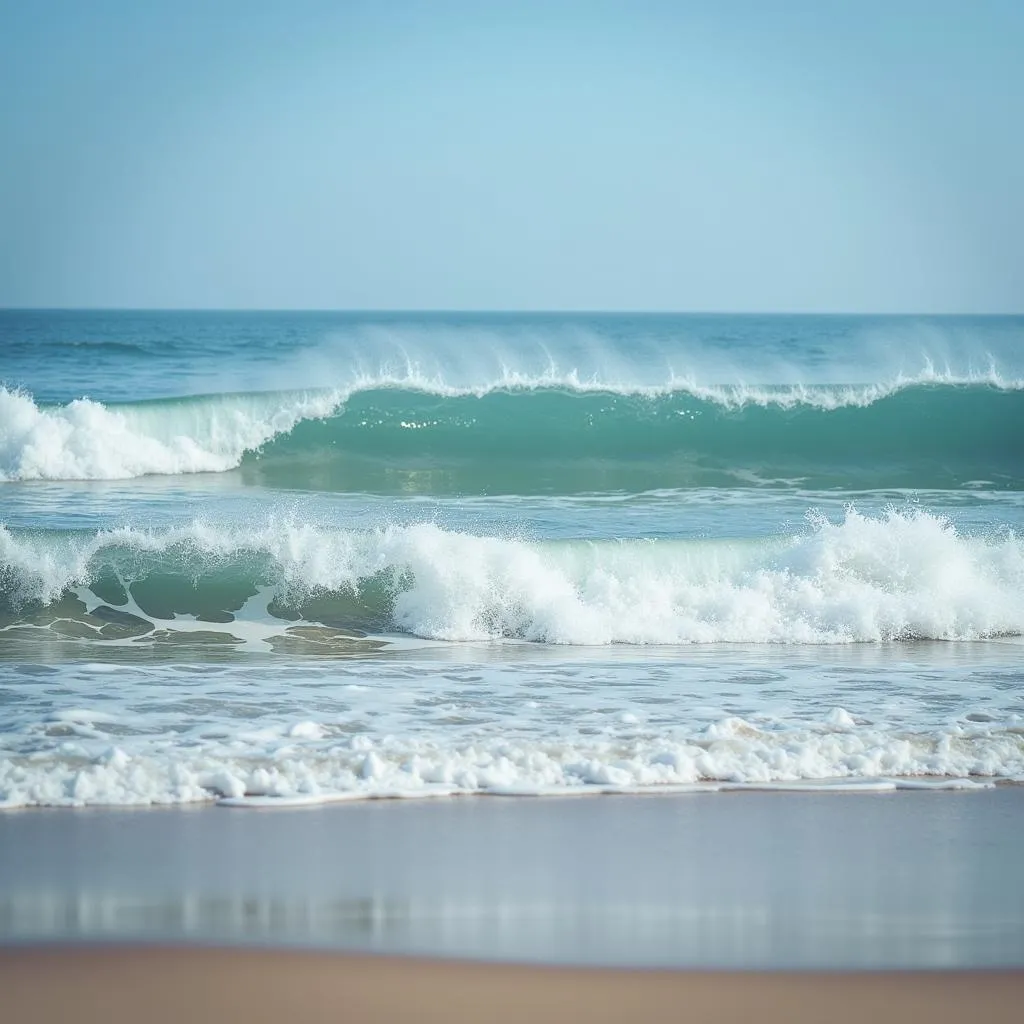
[2,947,1023,1023]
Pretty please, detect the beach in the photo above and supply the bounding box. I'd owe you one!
[3,311,1024,1018]
[5,2,1024,1017]
[5,948,1023,1024]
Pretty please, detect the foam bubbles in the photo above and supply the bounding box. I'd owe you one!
[1,708,1019,808]
[0,386,341,481]
[2,509,1022,644]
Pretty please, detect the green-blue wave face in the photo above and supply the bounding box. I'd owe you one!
[241,384,1024,493]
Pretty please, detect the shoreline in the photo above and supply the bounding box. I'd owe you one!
[1,774,1012,812]
[3,947,1023,1024]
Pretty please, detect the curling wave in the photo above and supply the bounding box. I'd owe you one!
[2,372,1023,492]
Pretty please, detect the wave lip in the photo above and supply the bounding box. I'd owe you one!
[2,509,1022,645]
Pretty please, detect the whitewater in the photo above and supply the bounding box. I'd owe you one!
[2,310,1023,806]
[2,509,1023,645]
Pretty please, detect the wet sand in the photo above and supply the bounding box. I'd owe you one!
[2,788,1023,968]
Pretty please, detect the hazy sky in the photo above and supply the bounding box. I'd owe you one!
[1,0,1022,312]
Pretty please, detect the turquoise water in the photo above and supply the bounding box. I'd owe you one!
[1,311,1023,806]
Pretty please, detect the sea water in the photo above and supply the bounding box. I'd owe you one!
[1,311,1023,807]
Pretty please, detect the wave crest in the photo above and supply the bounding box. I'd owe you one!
[2,373,1023,489]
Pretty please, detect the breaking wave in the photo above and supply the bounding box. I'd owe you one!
[2,509,1022,645]
[2,371,1023,492]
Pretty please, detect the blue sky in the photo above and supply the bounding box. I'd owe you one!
[1,0,1022,311]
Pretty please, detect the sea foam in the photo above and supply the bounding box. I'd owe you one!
[2,509,1022,644]
[0,386,341,481]
[0,702,1018,808]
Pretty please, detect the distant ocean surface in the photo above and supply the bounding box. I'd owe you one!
[2,310,1023,807]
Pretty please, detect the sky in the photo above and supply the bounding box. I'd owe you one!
[1,0,1022,313]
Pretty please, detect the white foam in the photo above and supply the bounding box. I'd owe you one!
[217,787,459,808]
[3,631,1022,808]
[0,386,341,482]
[2,508,1022,644]
[720,781,898,793]
[1,717,1018,808]
[886,778,995,791]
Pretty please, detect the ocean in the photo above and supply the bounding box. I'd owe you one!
[2,310,1023,808]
